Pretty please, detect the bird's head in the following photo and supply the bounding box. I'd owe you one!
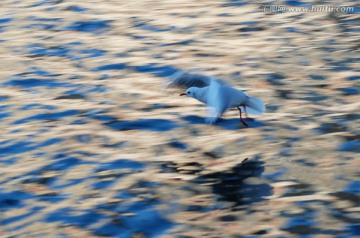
[180,87,198,98]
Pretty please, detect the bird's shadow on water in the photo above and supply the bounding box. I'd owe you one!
[104,119,178,132]
[195,158,272,208]
[161,157,272,208]
[181,115,267,130]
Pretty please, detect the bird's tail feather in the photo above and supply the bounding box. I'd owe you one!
[244,96,265,115]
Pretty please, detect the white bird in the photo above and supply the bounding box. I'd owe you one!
[166,69,265,127]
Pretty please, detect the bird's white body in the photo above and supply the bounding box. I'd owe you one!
[190,85,248,109]
[167,69,265,125]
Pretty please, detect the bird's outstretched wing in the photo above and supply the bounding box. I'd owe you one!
[166,69,211,89]
[166,69,228,90]
[206,79,229,124]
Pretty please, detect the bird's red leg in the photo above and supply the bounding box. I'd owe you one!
[237,106,249,127]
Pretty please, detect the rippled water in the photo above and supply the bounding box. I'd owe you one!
[0,0,359,237]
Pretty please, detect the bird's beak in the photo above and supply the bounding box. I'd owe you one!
[179,93,186,96]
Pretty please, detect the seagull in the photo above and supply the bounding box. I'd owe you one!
[166,69,265,127]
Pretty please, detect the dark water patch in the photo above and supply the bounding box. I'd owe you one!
[95,182,174,237]
[141,103,177,111]
[28,0,58,7]
[45,157,82,171]
[2,206,43,225]
[316,122,347,134]
[281,182,316,197]
[347,75,360,81]
[343,181,360,195]
[63,85,108,95]
[105,119,178,132]
[44,180,174,236]
[181,115,266,130]
[328,58,357,72]
[308,74,326,80]
[91,180,116,190]
[133,64,178,77]
[74,134,91,143]
[337,141,360,152]
[18,157,85,184]
[0,157,18,165]
[94,159,146,172]
[252,229,268,235]
[293,159,317,167]
[24,23,56,30]
[0,95,10,101]
[281,217,317,235]
[52,178,86,189]
[38,138,62,147]
[4,78,77,89]
[299,92,328,102]
[132,19,177,33]
[21,174,55,186]
[0,18,12,24]
[64,20,112,34]
[0,141,35,156]
[194,158,272,207]
[336,87,359,96]
[29,67,61,77]
[286,27,303,33]
[86,85,108,93]
[219,215,237,222]
[70,119,88,125]
[95,63,127,71]
[168,141,188,151]
[0,105,11,111]
[170,162,203,174]
[38,192,69,203]
[158,162,178,173]
[55,94,86,100]
[328,200,359,224]
[13,110,80,125]
[19,103,57,111]
[0,190,33,210]
[103,141,127,149]
[129,34,149,40]
[28,44,68,57]
[160,39,196,47]
[26,16,62,22]
[240,21,258,26]
[85,110,117,123]
[66,41,83,46]
[65,5,88,12]
[185,204,211,212]
[238,26,265,32]
[0,112,11,120]
[78,48,107,58]
[98,74,110,80]
[204,146,224,159]
[45,208,108,226]
[194,53,224,57]
[218,13,233,17]
[265,73,286,86]
[285,0,306,6]
[346,224,360,236]
[262,168,288,180]
[222,1,247,7]
[93,208,174,237]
